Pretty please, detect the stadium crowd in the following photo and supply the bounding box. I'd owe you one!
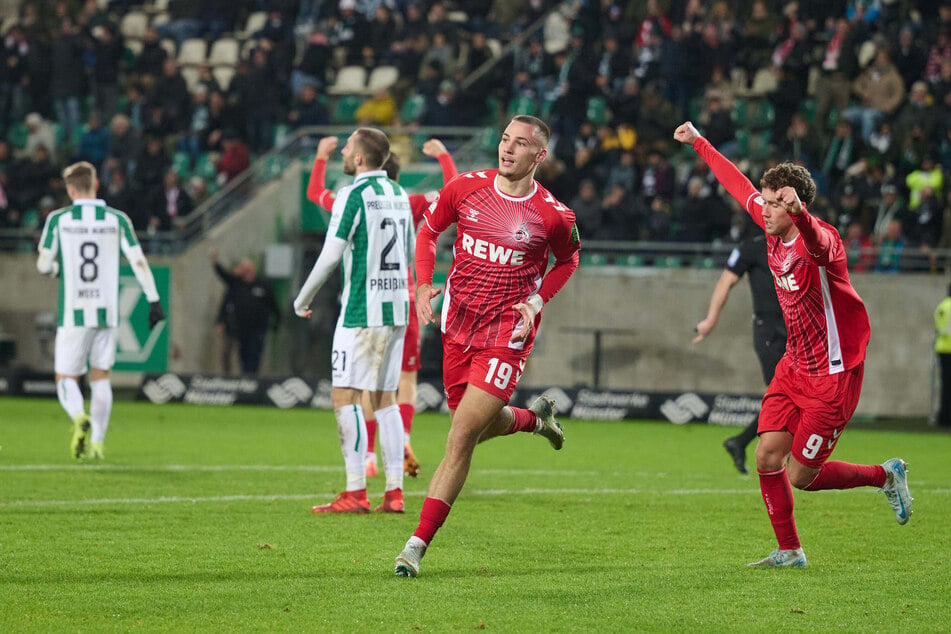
[0,0,949,271]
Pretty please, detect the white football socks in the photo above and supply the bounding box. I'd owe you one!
[375,404,404,492]
[89,379,113,444]
[334,404,367,492]
[56,377,85,420]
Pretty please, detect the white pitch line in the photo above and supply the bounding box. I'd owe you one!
[0,488,761,509]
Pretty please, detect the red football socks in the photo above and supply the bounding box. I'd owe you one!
[365,418,377,454]
[803,461,887,491]
[413,497,451,545]
[758,467,801,550]
[507,407,537,434]
[399,403,415,435]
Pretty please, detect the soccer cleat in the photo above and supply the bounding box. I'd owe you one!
[365,455,379,477]
[88,441,105,460]
[880,458,913,525]
[311,490,371,514]
[70,413,91,460]
[747,548,807,568]
[394,537,427,577]
[404,443,421,478]
[375,488,405,513]
[723,436,748,474]
[530,395,564,450]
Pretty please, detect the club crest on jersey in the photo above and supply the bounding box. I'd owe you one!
[513,223,530,243]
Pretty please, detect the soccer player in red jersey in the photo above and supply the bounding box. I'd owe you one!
[674,121,913,567]
[307,136,458,480]
[393,115,581,577]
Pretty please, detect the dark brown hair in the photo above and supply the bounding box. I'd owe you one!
[382,151,401,181]
[353,127,390,169]
[760,162,817,206]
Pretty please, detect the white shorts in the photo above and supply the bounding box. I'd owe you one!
[55,326,117,376]
[331,323,405,391]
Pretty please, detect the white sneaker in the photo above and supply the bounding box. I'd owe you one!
[747,548,807,568]
[881,458,913,525]
[530,395,564,450]
[394,537,427,578]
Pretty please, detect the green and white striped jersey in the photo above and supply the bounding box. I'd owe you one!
[38,198,157,328]
[329,170,414,327]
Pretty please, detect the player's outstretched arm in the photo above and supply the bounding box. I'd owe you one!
[693,270,740,344]
[293,237,347,318]
[306,136,338,211]
[673,121,701,145]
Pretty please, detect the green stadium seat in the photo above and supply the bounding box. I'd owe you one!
[585,96,608,125]
[193,152,217,179]
[172,151,191,177]
[580,252,609,266]
[400,94,426,123]
[654,256,683,268]
[798,98,817,123]
[7,122,28,149]
[618,254,645,267]
[748,130,773,160]
[331,95,363,124]
[731,99,748,127]
[507,95,536,117]
[750,100,775,130]
[483,94,501,124]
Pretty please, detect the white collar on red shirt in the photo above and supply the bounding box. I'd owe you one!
[493,176,537,201]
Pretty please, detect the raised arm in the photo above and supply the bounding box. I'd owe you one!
[306,136,339,212]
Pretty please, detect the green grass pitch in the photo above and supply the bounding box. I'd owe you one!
[1,397,949,631]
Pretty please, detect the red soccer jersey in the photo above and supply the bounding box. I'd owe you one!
[420,169,579,350]
[693,137,870,376]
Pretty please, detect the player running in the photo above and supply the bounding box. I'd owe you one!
[37,161,165,459]
[674,121,913,568]
[307,136,458,479]
[393,115,580,577]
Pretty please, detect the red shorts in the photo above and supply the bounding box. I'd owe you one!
[442,340,531,409]
[401,297,421,372]
[759,356,865,468]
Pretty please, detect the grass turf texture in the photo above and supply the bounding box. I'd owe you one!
[1,397,949,632]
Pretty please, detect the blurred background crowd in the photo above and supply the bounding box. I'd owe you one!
[0,0,949,272]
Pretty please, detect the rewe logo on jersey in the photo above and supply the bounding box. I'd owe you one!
[773,270,800,291]
[461,231,525,265]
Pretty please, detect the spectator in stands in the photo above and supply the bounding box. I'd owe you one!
[595,33,630,97]
[133,134,170,196]
[635,84,679,153]
[814,17,860,135]
[10,144,58,213]
[201,0,239,44]
[924,30,951,86]
[0,169,15,230]
[90,22,123,121]
[17,112,57,162]
[48,18,86,147]
[698,94,737,157]
[106,114,141,181]
[769,65,805,143]
[904,185,943,251]
[187,175,210,207]
[844,221,875,271]
[332,0,370,65]
[512,35,554,100]
[135,27,168,80]
[149,169,194,231]
[216,130,250,185]
[353,87,395,127]
[194,64,222,96]
[780,112,823,170]
[893,25,928,92]
[569,178,605,239]
[202,91,237,154]
[874,218,904,272]
[419,80,461,127]
[293,29,331,96]
[821,118,863,195]
[843,47,906,141]
[155,58,192,135]
[102,166,135,214]
[179,85,211,164]
[735,0,777,90]
[907,156,944,212]
[256,11,296,79]
[601,182,641,240]
[0,23,30,132]
[77,111,110,171]
[243,47,282,153]
[605,151,638,194]
[368,4,398,64]
[157,0,207,48]
[288,83,330,128]
[610,76,641,127]
[640,147,675,206]
[872,182,905,243]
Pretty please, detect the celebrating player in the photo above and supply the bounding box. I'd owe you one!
[674,121,913,567]
[306,136,459,479]
[393,115,581,577]
[294,128,414,514]
[37,161,165,460]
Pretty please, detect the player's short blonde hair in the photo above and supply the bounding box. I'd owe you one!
[62,161,97,194]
